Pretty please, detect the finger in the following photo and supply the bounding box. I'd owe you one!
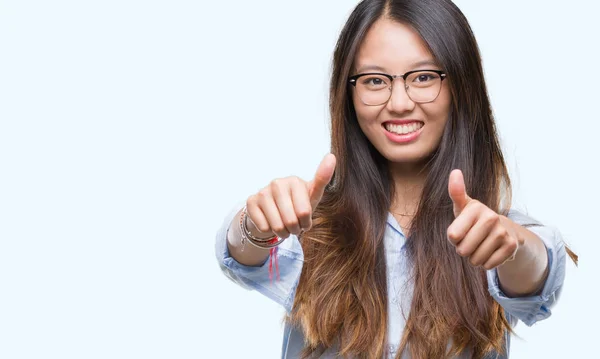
[468,225,506,267]
[455,210,499,257]
[257,192,290,239]
[290,178,313,230]
[308,153,336,208]
[271,179,302,236]
[482,238,519,270]
[447,201,481,245]
[448,169,471,217]
[246,196,271,234]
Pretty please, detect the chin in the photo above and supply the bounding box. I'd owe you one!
[380,146,435,167]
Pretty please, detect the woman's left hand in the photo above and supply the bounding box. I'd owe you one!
[446,169,522,270]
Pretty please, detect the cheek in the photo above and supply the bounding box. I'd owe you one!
[352,94,381,127]
[356,108,380,125]
[424,90,452,126]
[437,86,452,116]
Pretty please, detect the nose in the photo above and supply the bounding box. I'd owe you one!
[386,81,416,114]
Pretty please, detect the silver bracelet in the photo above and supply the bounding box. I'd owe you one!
[241,206,277,241]
[246,235,287,249]
[239,206,278,251]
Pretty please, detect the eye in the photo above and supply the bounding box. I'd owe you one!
[414,73,436,83]
[366,77,384,85]
[408,71,442,88]
[360,75,389,90]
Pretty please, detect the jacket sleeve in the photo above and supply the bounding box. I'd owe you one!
[214,202,304,313]
[486,210,567,326]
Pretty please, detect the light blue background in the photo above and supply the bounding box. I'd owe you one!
[0,0,597,358]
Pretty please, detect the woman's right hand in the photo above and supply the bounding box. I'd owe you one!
[245,154,337,239]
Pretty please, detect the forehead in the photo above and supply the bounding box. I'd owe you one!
[354,18,436,72]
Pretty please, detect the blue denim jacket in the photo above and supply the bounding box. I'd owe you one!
[215,203,567,358]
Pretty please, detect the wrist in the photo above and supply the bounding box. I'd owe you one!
[244,213,275,240]
[498,216,542,267]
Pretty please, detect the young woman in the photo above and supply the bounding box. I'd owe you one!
[215,0,576,357]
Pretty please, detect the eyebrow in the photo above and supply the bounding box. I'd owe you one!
[356,59,439,73]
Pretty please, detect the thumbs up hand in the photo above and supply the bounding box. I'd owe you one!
[447,169,522,270]
[245,154,336,240]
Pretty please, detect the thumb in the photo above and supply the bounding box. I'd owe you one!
[448,169,471,217]
[308,153,337,208]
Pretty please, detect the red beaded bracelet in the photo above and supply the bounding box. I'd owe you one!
[239,206,285,282]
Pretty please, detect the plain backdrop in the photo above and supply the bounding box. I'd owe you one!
[1,0,598,358]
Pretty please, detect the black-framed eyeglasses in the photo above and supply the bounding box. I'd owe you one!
[348,69,447,106]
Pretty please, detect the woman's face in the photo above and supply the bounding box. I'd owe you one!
[351,18,452,166]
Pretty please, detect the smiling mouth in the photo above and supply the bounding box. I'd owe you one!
[383,122,424,135]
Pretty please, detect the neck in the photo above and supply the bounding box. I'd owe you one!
[388,161,428,216]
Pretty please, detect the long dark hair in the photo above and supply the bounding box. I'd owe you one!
[290,1,570,358]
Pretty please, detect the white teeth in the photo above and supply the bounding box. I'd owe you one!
[385,122,423,135]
